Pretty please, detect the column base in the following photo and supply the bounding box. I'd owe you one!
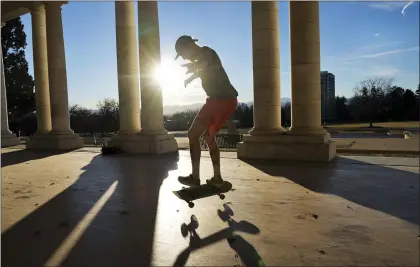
[237,133,336,162]
[26,132,84,150]
[1,132,20,148]
[110,133,178,154]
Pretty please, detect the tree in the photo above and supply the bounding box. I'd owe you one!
[402,89,418,121]
[96,98,119,133]
[232,103,253,128]
[384,86,405,121]
[335,96,351,122]
[281,102,291,127]
[69,105,94,133]
[1,17,35,122]
[353,77,394,127]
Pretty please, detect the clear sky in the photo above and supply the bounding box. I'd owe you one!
[20,1,419,109]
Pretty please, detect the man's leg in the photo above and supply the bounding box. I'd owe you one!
[203,133,221,180]
[204,98,238,187]
[178,104,211,186]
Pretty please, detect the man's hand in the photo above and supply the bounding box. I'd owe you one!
[181,63,197,74]
[184,77,193,88]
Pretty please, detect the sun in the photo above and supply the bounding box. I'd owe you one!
[153,57,186,94]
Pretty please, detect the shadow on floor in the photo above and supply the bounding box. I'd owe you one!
[173,204,263,267]
[1,152,179,267]
[1,148,68,168]
[241,156,419,225]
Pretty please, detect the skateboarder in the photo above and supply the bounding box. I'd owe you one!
[175,35,238,188]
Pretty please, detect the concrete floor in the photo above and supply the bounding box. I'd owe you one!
[1,147,419,266]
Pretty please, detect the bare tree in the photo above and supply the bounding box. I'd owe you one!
[353,77,394,127]
[97,98,119,133]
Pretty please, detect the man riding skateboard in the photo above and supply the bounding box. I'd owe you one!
[175,35,238,188]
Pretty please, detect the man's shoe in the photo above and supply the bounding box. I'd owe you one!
[178,174,200,187]
[206,177,225,188]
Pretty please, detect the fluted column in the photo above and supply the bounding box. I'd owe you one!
[115,1,141,134]
[249,1,284,136]
[138,1,166,135]
[289,1,326,135]
[45,2,72,134]
[1,40,20,147]
[0,49,20,147]
[31,2,52,134]
[1,48,11,136]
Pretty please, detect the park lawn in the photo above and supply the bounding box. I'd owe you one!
[218,121,418,133]
[326,121,419,129]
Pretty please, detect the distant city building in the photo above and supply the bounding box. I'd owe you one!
[320,71,336,123]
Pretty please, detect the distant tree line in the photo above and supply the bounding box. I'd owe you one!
[2,18,419,136]
[10,78,420,135]
[164,77,419,131]
[334,77,419,126]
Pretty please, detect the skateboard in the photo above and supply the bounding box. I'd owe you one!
[173,181,232,208]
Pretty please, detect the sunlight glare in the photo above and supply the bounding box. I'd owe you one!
[153,58,186,94]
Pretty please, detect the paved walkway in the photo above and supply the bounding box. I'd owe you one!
[1,147,419,266]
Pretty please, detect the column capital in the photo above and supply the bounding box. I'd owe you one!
[31,2,46,13]
[44,1,66,10]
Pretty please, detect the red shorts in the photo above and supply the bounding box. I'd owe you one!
[196,97,238,138]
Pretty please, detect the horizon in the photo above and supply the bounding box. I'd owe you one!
[18,1,419,110]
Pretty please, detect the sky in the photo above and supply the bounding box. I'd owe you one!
[19,1,419,109]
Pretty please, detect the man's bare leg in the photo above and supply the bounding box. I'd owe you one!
[204,134,224,186]
[178,117,208,186]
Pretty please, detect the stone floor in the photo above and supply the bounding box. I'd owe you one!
[1,147,419,266]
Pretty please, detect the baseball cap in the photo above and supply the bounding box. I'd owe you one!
[175,35,198,60]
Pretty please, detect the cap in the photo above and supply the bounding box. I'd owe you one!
[175,35,198,60]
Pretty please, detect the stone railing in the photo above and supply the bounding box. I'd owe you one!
[81,133,115,147]
[199,133,243,150]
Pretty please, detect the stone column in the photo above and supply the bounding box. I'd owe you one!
[27,2,83,150]
[249,1,284,136]
[115,1,141,134]
[31,2,52,134]
[138,1,166,135]
[1,43,20,148]
[119,1,177,154]
[289,1,326,136]
[45,2,72,134]
[237,1,335,162]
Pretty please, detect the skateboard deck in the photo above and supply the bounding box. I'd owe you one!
[173,181,232,208]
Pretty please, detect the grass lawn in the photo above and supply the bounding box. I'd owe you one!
[325,121,419,129]
[218,121,418,133]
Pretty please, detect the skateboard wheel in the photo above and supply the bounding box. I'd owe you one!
[191,215,199,228]
[188,202,195,208]
[182,187,186,190]
[181,223,188,237]
[220,194,225,200]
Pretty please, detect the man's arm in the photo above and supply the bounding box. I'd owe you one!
[182,49,220,72]
[187,71,199,81]
[184,71,200,88]
[181,60,209,74]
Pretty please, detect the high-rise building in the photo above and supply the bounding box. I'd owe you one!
[320,71,336,123]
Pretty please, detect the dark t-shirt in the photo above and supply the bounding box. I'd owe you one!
[195,46,238,98]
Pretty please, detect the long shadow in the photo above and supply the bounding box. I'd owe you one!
[1,151,179,267]
[1,148,68,167]
[241,156,419,225]
[173,204,263,267]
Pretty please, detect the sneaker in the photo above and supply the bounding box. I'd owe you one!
[206,177,225,188]
[178,174,200,187]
